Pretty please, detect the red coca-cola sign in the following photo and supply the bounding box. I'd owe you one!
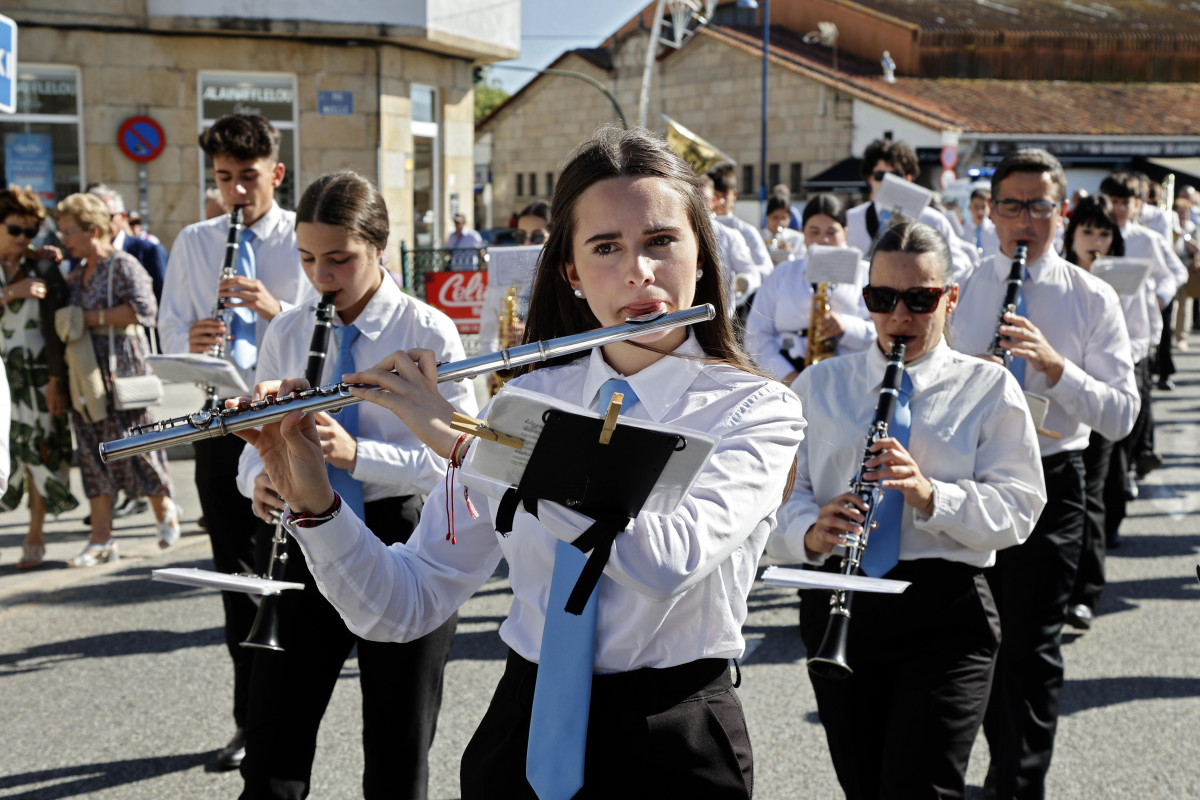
[425,270,486,334]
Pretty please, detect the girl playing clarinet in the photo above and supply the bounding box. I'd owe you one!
[235,170,478,800]
[769,221,1046,800]
[235,128,804,800]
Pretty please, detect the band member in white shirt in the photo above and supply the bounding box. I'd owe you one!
[845,137,978,282]
[769,221,1045,800]
[960,187,1000,259]
[950,148,1139,800]
[707,164,774,288]
[157,114,317,770]
[745,194,873,383]
[233,127,805,800]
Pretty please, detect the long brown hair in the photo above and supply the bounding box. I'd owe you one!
[519,126,752,374]
[295,170,389,251]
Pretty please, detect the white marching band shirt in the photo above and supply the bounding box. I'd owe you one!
[236,270,479,503]
[769,341,1045,569]
[288,334,806,673]
[949,249,1139,457]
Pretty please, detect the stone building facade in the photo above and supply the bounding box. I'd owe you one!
[3,1,517,262]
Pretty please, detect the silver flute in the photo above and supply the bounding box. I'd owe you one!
[99,304,716,462]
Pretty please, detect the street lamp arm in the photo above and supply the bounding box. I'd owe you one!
[491,65,628,130]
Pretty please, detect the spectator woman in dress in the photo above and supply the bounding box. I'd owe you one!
[57,193,180,567]
[0,185,78,569]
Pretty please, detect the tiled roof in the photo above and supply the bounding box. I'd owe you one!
[836,0,1200,35]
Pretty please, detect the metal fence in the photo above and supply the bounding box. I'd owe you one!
[399,244,487,301]
[398,243,487,356]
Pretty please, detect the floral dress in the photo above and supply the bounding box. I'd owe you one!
[0,255,79,515]
[67,251,173,500]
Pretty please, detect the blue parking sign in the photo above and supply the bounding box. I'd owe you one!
[0,14,15,115]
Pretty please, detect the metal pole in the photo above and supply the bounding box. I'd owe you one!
[759,0,770,214]
[494,66,629,130]
[638,0,668,129]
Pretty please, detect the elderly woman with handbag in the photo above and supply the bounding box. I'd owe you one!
[57,193,179,567]
[0,185,80,569]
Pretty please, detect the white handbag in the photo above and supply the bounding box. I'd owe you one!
[106,259,163,411]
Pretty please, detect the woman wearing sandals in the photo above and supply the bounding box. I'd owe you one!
[0,185,80,570]
[57,193,180,567]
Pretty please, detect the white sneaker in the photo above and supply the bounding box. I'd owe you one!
[157,500,181,548]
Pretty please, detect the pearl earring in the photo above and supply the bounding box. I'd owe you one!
[573,287,584,299]
[696,269,704,281]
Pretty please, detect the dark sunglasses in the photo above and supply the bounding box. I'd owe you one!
[6,223,38,238]
[512,230,546,245]
[862,284,952,314]
[871,170,894,182]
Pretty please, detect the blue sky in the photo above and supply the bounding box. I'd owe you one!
[490,0,651,95]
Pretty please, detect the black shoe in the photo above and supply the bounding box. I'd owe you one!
[215,727,245,771]
[198,515,207,531]
[1157,378,1176,391]
[1136,454,1164,479]
[112,497,149,519]
[1123,471,1139,500]
[1066,603,1093,630]
[1107,532,1122,550]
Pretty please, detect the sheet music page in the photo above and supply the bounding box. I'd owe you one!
[478,245,541,350]
[147,354,249,395]
[760,565,910,594]
[152,567,304,595]
[459,385,718,515]
[1023,391,1050,430]
[805,244,864,285]
[1089,256,1153,296]
[875,173,931,221]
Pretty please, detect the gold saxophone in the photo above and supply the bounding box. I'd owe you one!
[490,285,519,396]
[805,282,837,367]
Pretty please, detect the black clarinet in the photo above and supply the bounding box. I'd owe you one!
[988,241,1028,369]
[807,336,908,680]
[204,205,244,411]
[242,292,338,652]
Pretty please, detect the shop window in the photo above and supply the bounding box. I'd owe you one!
[198,72,298,210]
[0,64,83,208]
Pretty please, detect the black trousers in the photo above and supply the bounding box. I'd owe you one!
[1154,301,1176,380]
[800,559,1000,800]
[983,451,1085,800]
[239,495,457,800]
[1109,358,1151,541]
[1070,431,1114,612]
[193,435,260,729]
[460,650,752,800]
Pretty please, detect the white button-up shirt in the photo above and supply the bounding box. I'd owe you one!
[236,272,478,502]
[289,334,806,672]
[960,216,1001,260]
[847,201,979,283]
[744,253,874,381]
[949,250,1139,456]
[158,201,317,386]
[769,341,1045,569]
[715,213,774,285]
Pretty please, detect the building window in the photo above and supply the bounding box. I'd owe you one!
[0,64,84,209]
[742,165,754,198]
[790,163,804,194]
[516,173,524,197]
[546,172,554,196]
[199,72,298,209]
[411,85,441,247]
[529,172,537,198]
[768,163,781,192]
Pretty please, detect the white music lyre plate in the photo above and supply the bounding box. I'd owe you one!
[152,567,304,596]
[760,565,911,594]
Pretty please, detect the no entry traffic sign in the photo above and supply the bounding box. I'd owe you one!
[118,116,166,163]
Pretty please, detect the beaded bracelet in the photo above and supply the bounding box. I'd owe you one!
[286,492,342,529]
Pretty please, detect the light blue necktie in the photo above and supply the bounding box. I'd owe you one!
[860,371,912,578]
[326,324,364,516]
[229,227,258,369]
[526,378,638,800]
[1009,267,1030,388]
[975,224,983,253]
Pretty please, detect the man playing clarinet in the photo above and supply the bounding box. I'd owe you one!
[157,113,316,771]
[948,148,1139,800]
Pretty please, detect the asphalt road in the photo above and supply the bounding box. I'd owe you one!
[2,351,1199,799]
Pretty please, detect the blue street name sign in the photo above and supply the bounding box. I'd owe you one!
[0,14,17,115]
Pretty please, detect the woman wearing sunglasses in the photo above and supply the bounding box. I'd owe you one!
[0,185,79,569]
[745,194,873,384]
[768,221,1046,800]
[511,200,550,246]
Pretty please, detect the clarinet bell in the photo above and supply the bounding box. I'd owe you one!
[807,608,853,680]
[241,594,285,652]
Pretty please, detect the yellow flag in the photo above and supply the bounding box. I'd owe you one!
[662,114,735,176]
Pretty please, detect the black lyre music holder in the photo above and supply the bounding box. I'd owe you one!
[494,408,685,614]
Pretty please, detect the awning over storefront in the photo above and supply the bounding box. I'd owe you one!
[802,157,864,194]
